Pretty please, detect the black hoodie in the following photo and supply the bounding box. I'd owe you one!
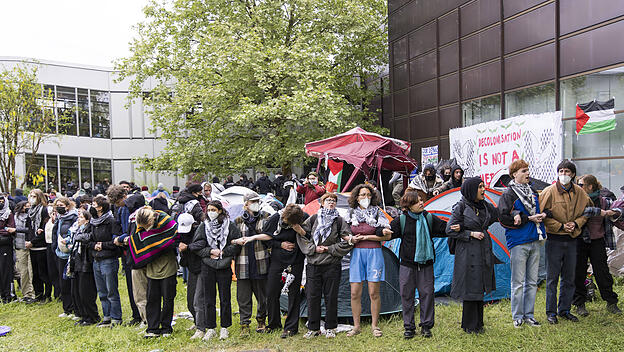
[175,190,204,274]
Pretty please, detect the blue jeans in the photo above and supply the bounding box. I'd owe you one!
[93,258,122,321]
[545,239,577,316]
[510,241,540,320]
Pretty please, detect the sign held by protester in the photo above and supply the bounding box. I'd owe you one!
[421,145,438,169]
[449,111,562,186]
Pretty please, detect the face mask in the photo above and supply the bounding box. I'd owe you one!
[309,180,318,185]
[248,202,260,213]
[359,198,370,209]
[29,197,37,205]
[425,175,435,182]
[442,174,451,182]
[56,207,67,215]
[559,174,572,185]
[207,211,219,221]
[89,206,98,218]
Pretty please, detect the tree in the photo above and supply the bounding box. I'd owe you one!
[0,64,58,193]
[117,0,388,176]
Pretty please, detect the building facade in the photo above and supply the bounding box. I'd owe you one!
[0,57,185,193]
[385,0,624,189]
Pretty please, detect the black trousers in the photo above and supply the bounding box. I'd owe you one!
[187,271,200,321]
[46,244,60,299]
[462,300,484,332]
[573,238,619,306]
[266,260,303,333]
[146,275,177,334]
[399,264,435,330]
[0,246,13,301]
[306,263,341,331]
[30,249,51,300]
[123,254,141,321]
[55,256,73,314]
[70,277,83,319]
[76,271,100,324]
[201,265,232,329]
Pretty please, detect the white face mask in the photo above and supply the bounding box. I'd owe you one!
[309,179,318,185]
[559,174,572,185]
[248,202,260,213]
[28,197,37,205]
[207,211,219,221]
[358,198,370,209]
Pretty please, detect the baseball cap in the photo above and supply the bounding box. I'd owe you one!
[177,213,195,234]
[243,191,261,203]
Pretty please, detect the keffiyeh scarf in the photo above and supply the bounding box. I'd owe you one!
[313,208,339,245]
[349,206,389,228]
[205,217,230,256]
[508,180,543,238]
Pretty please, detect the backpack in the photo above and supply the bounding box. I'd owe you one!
[170,199,199,221]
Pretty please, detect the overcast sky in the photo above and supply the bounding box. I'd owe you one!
[0,0,147,67]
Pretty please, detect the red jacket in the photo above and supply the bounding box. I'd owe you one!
[296,184,326,205]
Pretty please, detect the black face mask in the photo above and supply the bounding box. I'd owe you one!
[425,175,435,182]
[56,207,67,215]
[442,174,451,182]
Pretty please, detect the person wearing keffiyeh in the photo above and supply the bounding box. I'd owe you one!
[499,160,547,329]
[297,193,352,339]
[190,200,241,341]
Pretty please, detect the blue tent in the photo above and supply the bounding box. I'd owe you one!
[384,187,511,301]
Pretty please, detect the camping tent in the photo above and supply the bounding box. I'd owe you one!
[304,127,418,193]
[385,187,511,301]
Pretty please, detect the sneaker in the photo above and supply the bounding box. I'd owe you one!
[421,326,432,338]
[325,329,336,339]
[547,314,558,324]
[79,321,96,326]
[111,319,122,326]
[607,303,622,314]
[136,322,147,330]
[202,329,217,341]
[186,324,197,331]
[144,332,159,339]
[58,313,70,318]
[256,321,266,333]
[21,297,36,304]
[403,329,415,339]
[125,318,142,326]
[513,319,523,328]
[190,330,205,340]
[523,318,541,327]
[240,325,250,338]
[96,320,112,328]
[303,330,321,339]
[559,312,579,322]
[72,316,82,322]
[575,304,589,317]
[161,332,172,338]
[281,330,296,338]
[219,327,229,340]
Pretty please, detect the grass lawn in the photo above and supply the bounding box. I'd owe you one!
[1,273,624,352]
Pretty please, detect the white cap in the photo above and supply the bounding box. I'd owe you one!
[177,213,195,234]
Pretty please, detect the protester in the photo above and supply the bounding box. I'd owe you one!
[446,177,500,334]
[573,175,622,315]
[409,164,444,201]
[26,189,51,302]
[190,200,241,340]
[539,160,591,324]
[296,172,326,205]
[149,192,170,214]
[45,206,60,301]
[211,177,225,194]
[346,184,391,338]
[130,207,179,338]
[151,183,170,198]
[236,174,252,188]
[231,192,271,337]
[273,172,286,203]
[434,165,464,196]
[198,182,212,212]
[440,166,452,183]
[51,197,79,318]
[254,172,274,195]
[298,193,352,339]
[70,208,101,326]
[13,201,35,303]
[0,196,16,303]
[384,191,448,338]
[171,186,180,199]
[89,195,122,327]
[498,160,546,327]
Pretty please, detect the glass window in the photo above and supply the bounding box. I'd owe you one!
[80,157,92,188]
[505,82,556,118]
[93,158,112,190]
[90,90,110,138]
[560,67,624,159]
[462,95,501,126]
[59,156,79,194]
[574,158,624,193]
[46,155,59,192]
[56,86,77,135]
[24,154,46,188]
[77,88,90,137]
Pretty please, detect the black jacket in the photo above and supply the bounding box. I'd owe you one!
[71,224,94,273]
[446,199,501,301]
[263,212,307,265]
[88,216,121,260]
[389,210,447,268]
[28,207,50,249]
[176,191,204,274]
[149,197,170,214]
[0,214,15,247]
[190,220,242,270]
[254,176,274,194]
[273,176,286,198]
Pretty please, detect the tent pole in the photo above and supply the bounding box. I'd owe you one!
[316,157,322,173]
[379,168,386,211]
[342,169,361,192]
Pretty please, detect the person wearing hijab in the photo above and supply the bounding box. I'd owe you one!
[498,160,546,328]
[383,191,448,339]
[446,177,500,334]
[25,189,51,302]
[51,197,79,318]
[190,200,241,341]
[297,193,353,339]
[346,184,391,338]
[0,196,16,303]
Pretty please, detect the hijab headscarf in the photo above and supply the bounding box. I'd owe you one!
[461,177,485,209]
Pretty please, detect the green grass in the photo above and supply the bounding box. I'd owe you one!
[1,274,624,352]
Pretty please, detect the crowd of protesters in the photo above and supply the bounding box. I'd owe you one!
[0,159,622,343]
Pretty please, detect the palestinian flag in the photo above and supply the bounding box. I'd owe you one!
[576,98,616,135]
[325,159,343,193]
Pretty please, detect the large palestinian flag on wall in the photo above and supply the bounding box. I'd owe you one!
[576,98,616,135]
